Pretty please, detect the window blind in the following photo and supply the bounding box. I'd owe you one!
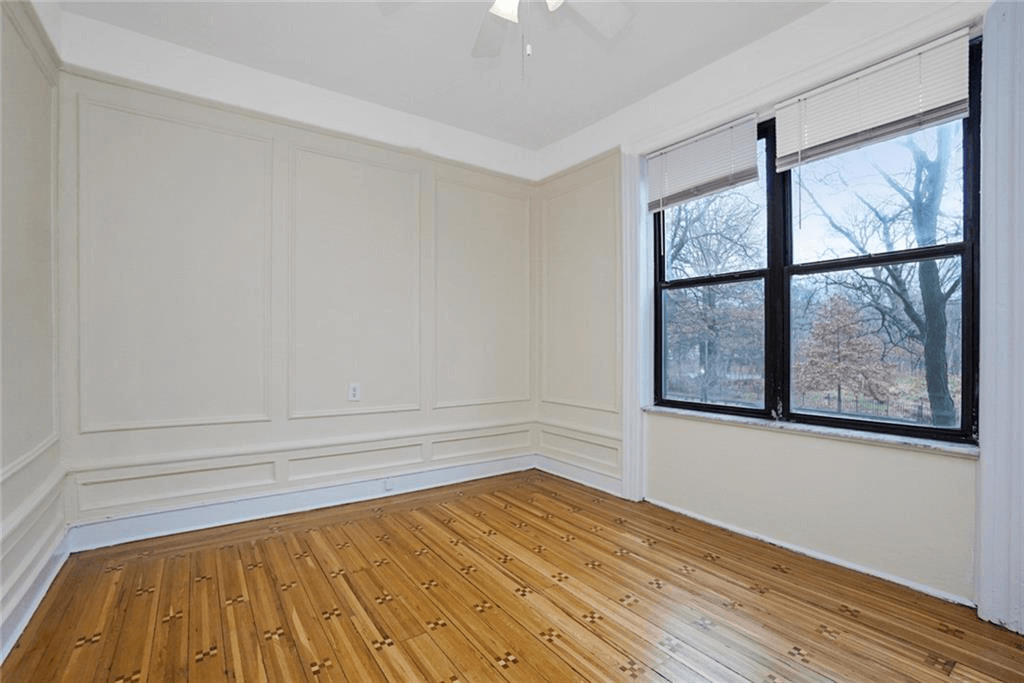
[647,115,758,211]
[775,29,969,171]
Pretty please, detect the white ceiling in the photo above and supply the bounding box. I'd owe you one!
[58,1,825,149]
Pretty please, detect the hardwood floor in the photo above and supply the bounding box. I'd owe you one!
[4,470,1023,682]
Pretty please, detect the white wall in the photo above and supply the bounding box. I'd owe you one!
[58,73,537,530]
[647,415,977,601]
[535,152,624,493]
[0,1,65,653]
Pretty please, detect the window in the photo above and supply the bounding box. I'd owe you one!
[652,34,980,443]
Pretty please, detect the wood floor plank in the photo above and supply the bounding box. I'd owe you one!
[288,531,389,682]
[5,470,1024,683]
[55,557,131,683]
[398,509,580,682]
[453,491,819,681]
[216,544,268,683]
[148,553,191,682]
[258,535,348,683]
[362,512,634,682]
[188,548,228,683]
[96,557,165,683]
[235,540,310,683]
[405,505,677,682]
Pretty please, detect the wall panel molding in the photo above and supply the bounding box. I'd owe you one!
[535,419,621,442]
[75,96,274,432]
[1,468,65,552]
[0,469,67,660]
[538,398,621,415]
[1,431,57,483]
[287,143,422,419]
[64,421,539,524]
[289,444,423,481]
[76,461,277,513]
[432,174,531,409]
[67,420,536,474]
[538,155,621,416]
[1,440,60,525]
[538,426,621,478]
[431,429,532,462]
[65,456,543,553]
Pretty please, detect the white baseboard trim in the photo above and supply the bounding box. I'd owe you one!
[4,452,629,661]
[67,453,633,553]
[646,496,975,608]
[534,455,624,498]
[1,531,70,662]
[67,455,540,552]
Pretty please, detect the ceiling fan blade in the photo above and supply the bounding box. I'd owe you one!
[472,11,509,58]
[569,0,633,40]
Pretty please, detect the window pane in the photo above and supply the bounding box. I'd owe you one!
[662,280,764,408]
[662,139,767,280]
[790,257,962,428]
[793,120,964,264]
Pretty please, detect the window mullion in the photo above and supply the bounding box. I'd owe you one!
[653,211,665,404]
[763,120,789,419]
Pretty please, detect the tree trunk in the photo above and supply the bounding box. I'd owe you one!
[701,288,719,402]
[919,261,956,425]
[911,128,957,426]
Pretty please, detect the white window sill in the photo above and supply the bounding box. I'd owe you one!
[643,405,980,461]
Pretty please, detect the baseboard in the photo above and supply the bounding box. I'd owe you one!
[0,529,69,662]
[66,455,540,552]
[67,452,635,553]
[534,454,624,497]
[646,497,975,608]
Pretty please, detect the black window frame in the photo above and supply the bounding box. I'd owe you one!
[653,38,981,445]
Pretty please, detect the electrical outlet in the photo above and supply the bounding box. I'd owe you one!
[348,383,361,401]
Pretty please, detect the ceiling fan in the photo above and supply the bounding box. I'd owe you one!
[471,0,633,58]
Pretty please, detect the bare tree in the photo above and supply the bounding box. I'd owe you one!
[664,191,762,279]
[794,295,894,412]
[800,125,961,425]
[662,191,764,402]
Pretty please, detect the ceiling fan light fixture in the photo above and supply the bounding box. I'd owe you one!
[546,0,565,11]
[489,0,520,24]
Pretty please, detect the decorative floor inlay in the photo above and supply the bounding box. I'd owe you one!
[4,471,1023,683]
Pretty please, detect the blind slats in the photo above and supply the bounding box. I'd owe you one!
[775,29,969,171]
[647,115,758,211]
